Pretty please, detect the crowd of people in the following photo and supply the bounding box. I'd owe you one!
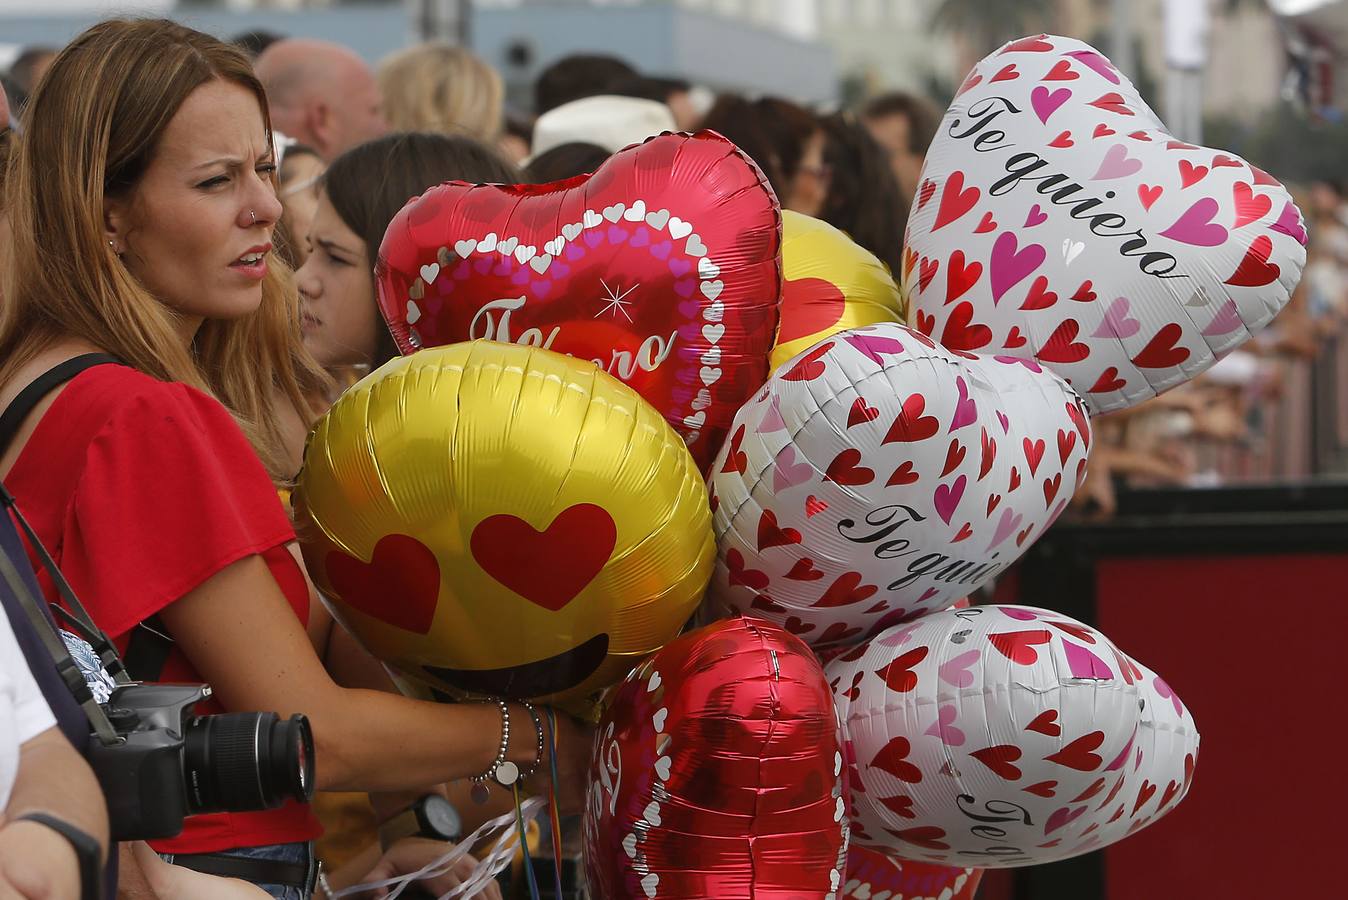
[1,14,1345,900]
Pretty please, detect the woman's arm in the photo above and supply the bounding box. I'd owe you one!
[157,554,590,808]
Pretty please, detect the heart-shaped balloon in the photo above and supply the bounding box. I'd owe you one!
[772,211,905,372]
[377,131,781,469]
[705,322,1091,649]
[905,34,1306,414]
[582,617,848,899]
[842,846,981,900]
[828,605,1197,867]
[295,342,713,715]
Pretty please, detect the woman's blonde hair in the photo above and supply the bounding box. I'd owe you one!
[378,42,504,142]
[0,18,330,484]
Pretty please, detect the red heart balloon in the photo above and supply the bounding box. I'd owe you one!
[583,617,847,899]
[325,534,440,634]
[469,503,617,611]
[377,131,782,470]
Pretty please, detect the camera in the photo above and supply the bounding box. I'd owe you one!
[89,682,315,841]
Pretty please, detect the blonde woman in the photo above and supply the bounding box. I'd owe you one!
[377,42,504,143]
[0,19,586,898]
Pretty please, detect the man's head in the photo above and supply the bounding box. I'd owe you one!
[534,53,636,115]
[255,38,387,160]
[861,92,939,205]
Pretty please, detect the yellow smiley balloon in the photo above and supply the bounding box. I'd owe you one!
[294,341,714,716]
[770,211,907,371]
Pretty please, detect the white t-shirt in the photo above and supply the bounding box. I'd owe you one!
[1,607,57,810]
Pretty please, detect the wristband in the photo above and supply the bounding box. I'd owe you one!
[15,813,102,900]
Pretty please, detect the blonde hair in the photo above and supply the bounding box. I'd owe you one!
[0,18,330,484]
[378,42,504,142]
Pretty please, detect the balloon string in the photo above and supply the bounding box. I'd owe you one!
[546,708,565,899]
[514,783,542,900]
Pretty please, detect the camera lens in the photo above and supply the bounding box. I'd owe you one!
[182,712,315,814]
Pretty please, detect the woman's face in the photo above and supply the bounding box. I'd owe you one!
[295,192,381,369]
[279,152,326,266]
[105,79,282,340]
[786,130,830,218]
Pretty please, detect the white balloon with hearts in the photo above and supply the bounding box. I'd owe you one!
[705,323,1091,650]
[904,34,1306,414]
[827,604,1198,867]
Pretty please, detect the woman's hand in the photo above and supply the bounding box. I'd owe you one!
[128,842,270,899]
[352,838,501,900]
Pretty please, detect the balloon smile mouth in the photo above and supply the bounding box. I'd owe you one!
[423,632,610,697]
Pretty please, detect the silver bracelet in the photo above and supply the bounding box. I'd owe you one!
[316,868,335,899]
[469,698,512,803]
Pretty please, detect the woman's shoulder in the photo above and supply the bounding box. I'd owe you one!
[76,363,241,436]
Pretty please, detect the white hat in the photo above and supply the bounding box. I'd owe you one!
[530,94,677,159]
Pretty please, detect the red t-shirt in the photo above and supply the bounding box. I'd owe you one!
[5,363,322,853]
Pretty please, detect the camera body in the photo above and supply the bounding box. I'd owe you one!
[89,682,314,841]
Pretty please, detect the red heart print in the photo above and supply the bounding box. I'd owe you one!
[1132,780,1157,815]
[988,629,1052,664]
[979,428,997,480]
[918,257,940,291]
[326,534,440,634]
[777,276,846,343]
[782,340,835,382]
[1019,275,1058,310]
[974,211,998,233]
[915,309,936,336]
[848,397,881,428]
[878,795,916,819]
[1026,709,1062,737]
[945,250,983,304]
[1043,60,1078,81]
[1072,778,1106,803]
[1089,92,1132,115]
[720,423,747,473]
[1226,235,1280,287]
[1099,773,1127,810]
[726,548,769,590]
[991,63,1019,82]
[818,622,863,644]
[1024,781,1058,798]
[1003,35,1054,53]
[785,557,825,581]
[904,246,919,276]
[887,461,919,486]
[1065,401,1091,445]
[1158,780,1181,810]
[1003,326,1027,349]
[917,179,937,209]
[1070,279,1097,302]
[1049,130,1074,148]
[1048,620,1096,643]
[1137,184,1162,210]
[952,522,974,542]
[970,745,1023,780]
[1009,466,1022,491]
[1131,323,1190,369]
[1128,130,1153,141]
[871,736,923,782]
[1250,165,1281,187]
[1036,318,1090,364]
[1232,182,1272,228]
[1057,428,1078,464]
[1212,154,1243,169]
[1179,160,1208,188]
[816,571,879,609]
[884,393,940,443]
[986,493,1002,515]
[783,616,816,635]
[941,439,967,477]
[824,448,875,486]
[1045,805,1088,834]
[884,826,950,851]
[955,72,983,97]
[1045,730,1106,771]
[751,593,786,612]
[1023,437,1046,475]
[933,171,981,231]
[470,504,616,611]
[1093,123,1115,138]
[1166,139,1200,151]
[941,302,993,351]
[805,495,828,517]
[757,509,803,550]
[1043,473,1062,507]
[875,646,929,693]
[1088,366,1127,393]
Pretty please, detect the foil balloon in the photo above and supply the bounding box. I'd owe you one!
[294,342,714,714]
[771,211,905,371]
[706,323,1091,650]
[582,617,848,899]
[377,130,782,470]
[842,846,981,900]
[904,35,1306,414]
[827,605,1198,867]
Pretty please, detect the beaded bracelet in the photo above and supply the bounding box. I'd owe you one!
[469,699,545,803]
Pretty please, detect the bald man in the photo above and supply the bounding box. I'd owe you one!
[255,38,387,160]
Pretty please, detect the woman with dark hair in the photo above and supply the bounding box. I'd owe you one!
[296,132,521,377]
[817,112,907,276]
[699,95,829,216]
[524,141,609,183]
